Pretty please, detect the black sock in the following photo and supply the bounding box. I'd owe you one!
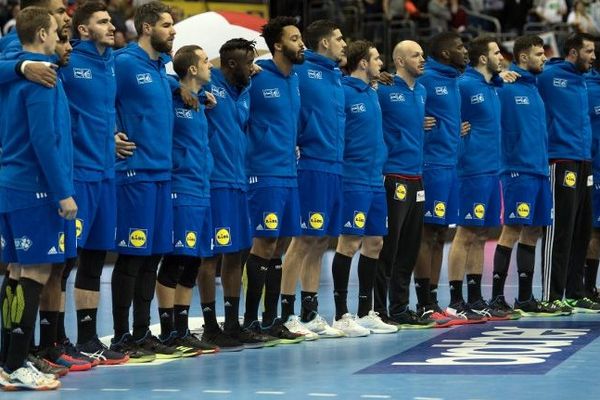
[158,307,174,338]
[414,278,431,307]
[132,255,160,340]
[56,310,67,342]
[201,302,219,332]
[243,254,269,325]
[466,274,482,304]
[0,276,18,365]
[223,297,240,332]
[112,255,143,339]
[300,291,318,323]
[76,308,97,344]
[430,284,438,304]
[517,243,536,301]
[492,244,512,299]
[174,304,190,336]
[449,280,464,304]
[280,294,296,322]
[332,252,352,320]
[263,258,282,326]
[585,258,599,295]
[357,255,377,317]
[5,278,43,373]
[38,310,58,349]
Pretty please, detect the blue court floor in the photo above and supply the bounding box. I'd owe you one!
[3,242,600,400]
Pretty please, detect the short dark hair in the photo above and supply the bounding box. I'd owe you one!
[563,32,596,56]
[304,19,339,51]
[72,1,108,39]
[513,34,544,61]
[17,6,52,45]
[173,45,202,79]
[469,36,497,67]
[428,31,461,61]
[134,1,171,36]
[346,40,375,73]
[20,0,50,10]
[219,38,256,63]
[261,16,298,54]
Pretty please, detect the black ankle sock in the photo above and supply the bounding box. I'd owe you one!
[223,297,240,332]
[357,255,377,317]
[517,243,536,301]
[280,294,296,322]
[300,291,318,322]
[5,278,43,372]
[174,304,190,336]
[466,274,483,304]
[76,308,98,344]
[112,255,143,339]
[57,310,67,342]
[201,302,219,332]
[132,255,160,340]
[263,258,282,326]
[158,307,174,338]
[243,254,269,324]
[430,284,438,304]
[492,244,512,299]
[449,280,464,304]
[0,277,18,364]
[38,311,58,349]
[332,252,352,320]
[414,278,431,307]
[585,258,599,295]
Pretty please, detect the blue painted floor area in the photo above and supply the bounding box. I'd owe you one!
[3,243,600,400]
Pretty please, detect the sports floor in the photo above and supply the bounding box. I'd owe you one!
[3,241,600,400]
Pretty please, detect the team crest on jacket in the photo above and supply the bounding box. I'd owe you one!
[136,73,153,85]
[262,88,280,98]
[73,68,92,79]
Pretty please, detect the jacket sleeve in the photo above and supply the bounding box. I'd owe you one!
[0,59,20,85]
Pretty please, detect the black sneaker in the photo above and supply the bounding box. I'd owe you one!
[262,318,305,344]
[468,299,510,321]
[590,288,600,303]
[178,330,219,354]
[61,339,100,367]
[77,337,129,365]
[377,313,401,327]
[242,321,280,347]
[540,300,573,316]
[389,307,436,329]
[489,296,521,320]
[135,331,183,359]
[565,297,600,313]
[201,329,244,352]
[226,327,266,349]
[26,354,69,378]
[446,300,487,323]
[159,332,201,357]
[514,297,561,317]
[110,333,156,363]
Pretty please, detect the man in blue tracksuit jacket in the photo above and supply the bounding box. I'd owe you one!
[373,40,435,330]
[413,32,471,323]
[328,40,387,337]
[0,9,75,390]
[242,17,305,343]
[278,20,347,339]
[449,36,510,321]
[537,33,598,311]
[109,2,179,359]
[491,35,560,317]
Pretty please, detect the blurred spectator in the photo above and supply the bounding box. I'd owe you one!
[590,0,600,30]
[383,0,407,19]
[428,0,452,30]
[535,0,567,23]
[450,0,468,31]
[502,0,533,33]
[107,0,127,34]
[567,0,600,33]
[114,30,127,49]
[2,2,17,35]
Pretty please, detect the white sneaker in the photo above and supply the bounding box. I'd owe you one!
[332,313,370,337]
[1,362,60,391]
[284,315,319,341]
[303,314,345,338]
[357,311,398,334]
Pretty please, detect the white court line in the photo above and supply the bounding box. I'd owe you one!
[255,391,286,395]
[101,388,130,391]
[152,389,181,392]
[61,388,79,391]
[308,394,338,397]
[414,397,443,400]
[203,390,232,394]
[361,395,391,399]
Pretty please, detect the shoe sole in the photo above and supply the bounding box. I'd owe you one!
[65,363,92,372]
[155,353,183,359]
[570,308,600,314]
[397,323,436,330]
[1,381,61,391]
[367,328,398,334]
[214,346,244,352]
[98,357,131,365]
[126,356,156,364]
[516,310,563,318]
[241,342,265,349]
[262,340,280,347]
[277,337,306,344]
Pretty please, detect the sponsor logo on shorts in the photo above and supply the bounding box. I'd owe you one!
[394,183,407,201]
[262,88,281,98]
[563,171,577,188]
[14,236,32,252]
[358,322,600,375]
[185,231,197,249]
[128,229,147,248]
[470,93,484,104]
[309,212,325,230]
[215,227,231,246]
[136,73,153,85]
[175,108,193,119]
[307,70,323,79]
[353,211,366,229]
[58,232,65,253]
[263,212,279,230]
[516,202,531,218]
[73,68,92,79]
[473,203,485,220]
[435,86,448,95]
[389,93,405,102]
[350,103,367,113]
[434,201,446,218]
[76,219,83,238]
[553,78,567,88]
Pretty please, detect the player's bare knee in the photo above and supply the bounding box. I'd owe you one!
[21,264,53,285]
[362,236,383,258]
[251,237,278,259]
[520,226,541,246]
[336,235,361,257]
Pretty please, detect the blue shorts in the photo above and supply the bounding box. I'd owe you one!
[501,172,553,226]
[248,179,301,238]
[341,185,388,236]
[457,175,502,227]
[210,188,252,254]
[1,202,76,265]
[593,173,600,228]
[74,179,116,250]
[298,170,343,237]
[423,167,459,226]
[115,181,173,255]
[171,193,213,258]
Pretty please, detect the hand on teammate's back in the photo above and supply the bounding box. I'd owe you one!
[499,70,520,83]
[461,121,471,136]
[23,61,58,88]
[58,197,78,220]
[424,116,436,131]
[204,91,217,109]
[115,132,136,159]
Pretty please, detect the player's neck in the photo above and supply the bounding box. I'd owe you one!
[395,68,415,89]
[273,52,293,76]
[22,43,46,55]
[350,69,369,84]
[138,36,160,60]
[474,64,492,83]
[180,77,201,94]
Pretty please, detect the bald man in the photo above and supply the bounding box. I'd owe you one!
[374,41,438,328]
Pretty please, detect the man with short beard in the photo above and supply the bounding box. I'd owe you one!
[242,16,306,342]
[538,33,600,313]
[108,1,181,359]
